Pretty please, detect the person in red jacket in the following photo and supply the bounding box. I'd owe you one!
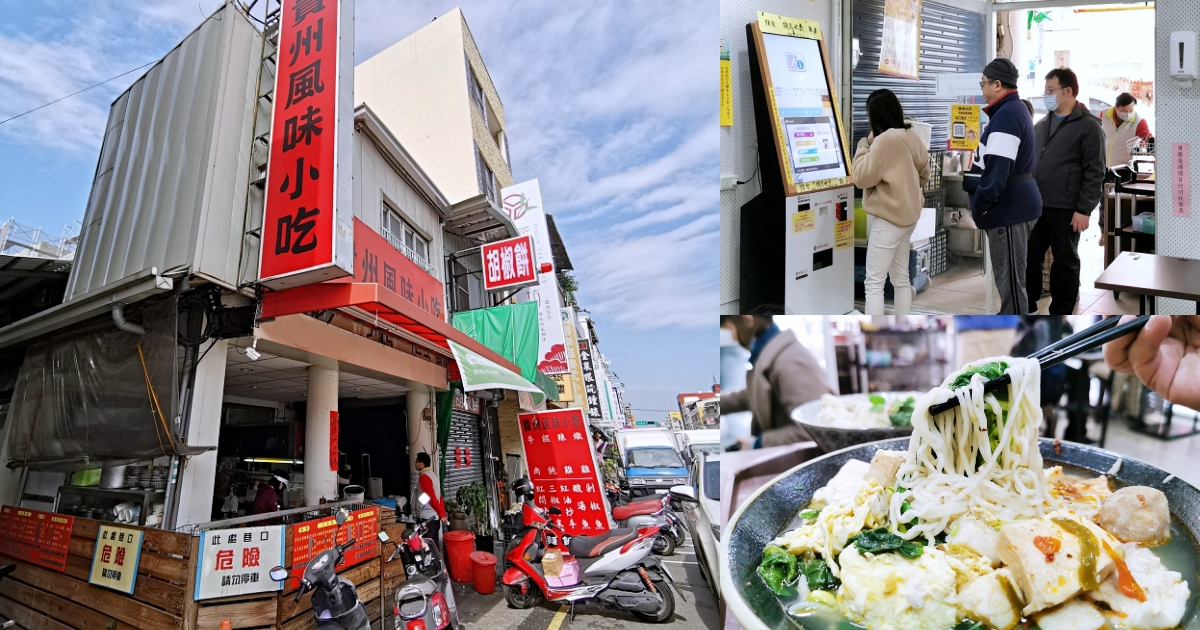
[415,452,447,550]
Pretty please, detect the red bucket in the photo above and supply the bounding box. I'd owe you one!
[443,530,476,583]
[470,551,497,594]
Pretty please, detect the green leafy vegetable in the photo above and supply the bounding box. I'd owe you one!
[800,509,820,521]
[888,396,915,426]
[948,361,1010,401]
[953,621,985,630]
[869,394,886,413]
[850,527,924,559]
[758,545,799,596]
[799,551,841,591]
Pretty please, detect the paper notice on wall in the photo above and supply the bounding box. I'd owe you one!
[948,105,982,151]
[1174,143,1191,218]
[834,221,854,250]
[936,74,983,98]
[879,0,921,79]
[721,40,733,126]
[792,210,815,233]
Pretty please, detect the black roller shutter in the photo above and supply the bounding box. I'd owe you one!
[444,409,484,502]
[852,0,986,149]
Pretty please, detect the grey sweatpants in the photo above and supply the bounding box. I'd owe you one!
[986,219,1035,315]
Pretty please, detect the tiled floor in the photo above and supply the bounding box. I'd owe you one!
[1079,409,1200,489]
[858,219,1145,315]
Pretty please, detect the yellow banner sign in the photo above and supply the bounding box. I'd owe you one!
[89,525,143,594]
[721,40,733,127]
[561,308,585,404]
[835,220,854,250]
[792,210,815,233]
[949,104,982,151]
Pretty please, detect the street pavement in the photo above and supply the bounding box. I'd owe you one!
[450,538,721,630]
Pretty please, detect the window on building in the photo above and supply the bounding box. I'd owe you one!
[466,55,487,127]
[475,143,496,205]
[381,204,431,272]
[447,255,486,315]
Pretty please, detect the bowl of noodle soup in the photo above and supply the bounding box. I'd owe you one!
[725,357,1200,630]
[792,392,920,453]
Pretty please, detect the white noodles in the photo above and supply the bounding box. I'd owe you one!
[888,357,1056,542]
[1107,457,1122,475]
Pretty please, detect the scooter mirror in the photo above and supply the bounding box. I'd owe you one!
[334,508,349,526]
[377,531,390,543]
[418,492,430,506]
[549,506,562,515]
[668,484,698,503]
[268,566,289,582]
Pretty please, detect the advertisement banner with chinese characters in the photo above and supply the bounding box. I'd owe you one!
[448,339,542,398]
[259,0,355,289]
[89,525,143,594]
[329,410,339,472]
[561,308,585,404]
[195,526,285,600]
[351,218,445,320]
[482,234,539,291]
[948,104,981,151]
[576,336,603,421]
[518,409,611,535]
[878,0,921,79]
[500,180,569,375]
[0,506,73,572]
[290,506,379,580]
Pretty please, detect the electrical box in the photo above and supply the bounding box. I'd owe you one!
[1170,31,1198,83]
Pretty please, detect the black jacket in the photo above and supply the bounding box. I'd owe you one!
[964,91,1043,230]
[1033,102,1106,215]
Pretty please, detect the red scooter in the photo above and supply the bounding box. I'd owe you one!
[501,477,678,622]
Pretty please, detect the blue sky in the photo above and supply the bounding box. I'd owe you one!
[0,0,718,417]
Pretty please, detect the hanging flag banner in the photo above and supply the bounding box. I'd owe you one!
[89,525,144,594]
[560,308,586,404]
[0,506,73,572]
[879,0,921,79]
[518,408,612,535]
[259,0,355,289]
[500,180,569,375]
[481,234,540,291]
[195,526,285,600]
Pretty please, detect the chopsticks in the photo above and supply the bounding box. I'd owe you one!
[926,315,1150,416]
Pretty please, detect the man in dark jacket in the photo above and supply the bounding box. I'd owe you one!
[965,58,1043,315]
[1028,68,1106,314]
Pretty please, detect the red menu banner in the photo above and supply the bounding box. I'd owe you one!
[259,0,353,287]
[349,218,445,320]
[329,410,339,472]
[0,505,74,572]
[290,505,378,580]
[518,409,611,536]
[481,234,539,291]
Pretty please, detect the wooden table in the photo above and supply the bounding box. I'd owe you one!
[1094,252,1200,315]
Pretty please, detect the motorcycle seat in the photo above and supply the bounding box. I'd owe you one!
[612,500,663,521]
[567,528,640,558]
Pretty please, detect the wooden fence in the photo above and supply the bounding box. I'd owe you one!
[0,507,409,630]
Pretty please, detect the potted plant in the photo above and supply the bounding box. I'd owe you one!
[446,499,470,531]
[456,482,493,551]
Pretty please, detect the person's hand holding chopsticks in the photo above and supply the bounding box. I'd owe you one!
[1105,315,1200,409]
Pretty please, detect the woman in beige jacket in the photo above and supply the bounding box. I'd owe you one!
[853,89,930,315]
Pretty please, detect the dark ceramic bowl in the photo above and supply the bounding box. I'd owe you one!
[791,394,917,453]
[720,437,1200,630]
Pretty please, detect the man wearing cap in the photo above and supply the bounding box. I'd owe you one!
[965,58,1042,315]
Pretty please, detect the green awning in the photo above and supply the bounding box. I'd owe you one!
[535,370,559,402]
[447,339,544,405]
[451,302,539,382]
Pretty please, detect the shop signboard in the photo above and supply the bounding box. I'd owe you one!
[518,409,612,535]
[576,337,603,421]
[0,506,73,572]
[290,506,379,580]
[352,218,445,320]
[453,390,481,414]
[481,234,540,292]
[500,180,569,375]
[329,410,339,472]
[259,0,355,289]
[195,525,285,600]
[89,525,144,594]
[560,308,585,404]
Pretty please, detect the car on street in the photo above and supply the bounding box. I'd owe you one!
[673,451,719,600]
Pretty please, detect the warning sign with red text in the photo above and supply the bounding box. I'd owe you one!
[518,409,611,536]
[259,0,354,288]
[195,525,285,600]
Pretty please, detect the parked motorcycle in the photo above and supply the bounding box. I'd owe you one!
[378,493,460,630]
[605,483,687,555]
[501,477,679,623]
[269,508,370,630]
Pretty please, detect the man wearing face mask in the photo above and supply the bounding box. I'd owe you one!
[1028,67,1106,315]
[1100,92,1153,167]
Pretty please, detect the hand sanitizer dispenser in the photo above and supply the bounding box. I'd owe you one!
[1170,31,1198,84]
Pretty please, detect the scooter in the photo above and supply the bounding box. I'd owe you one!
[501,477,679,623]
[378,493,459,630]
[611,495,685,556]
[269,508,370,630]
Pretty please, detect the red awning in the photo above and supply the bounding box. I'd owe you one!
[260,282,521,381]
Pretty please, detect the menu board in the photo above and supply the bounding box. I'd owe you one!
[290,506,379,580]
[518,408,611,536]
[0,505,74,572]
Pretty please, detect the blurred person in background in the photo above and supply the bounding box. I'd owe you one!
[720,317,753,450]
[723,315,833,450]
[1101,92,1153,168]
[1011,316,1074,438]
[955,315,1021,367]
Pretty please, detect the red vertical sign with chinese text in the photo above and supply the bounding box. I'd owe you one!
[518,409,611,536]
[0,505,74,572]
[329,411,339,472]
[260,0,354,288]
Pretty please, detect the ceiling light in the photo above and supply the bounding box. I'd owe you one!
[240,368,254,372]
[354,387,364,392]
[250,385,260,389]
